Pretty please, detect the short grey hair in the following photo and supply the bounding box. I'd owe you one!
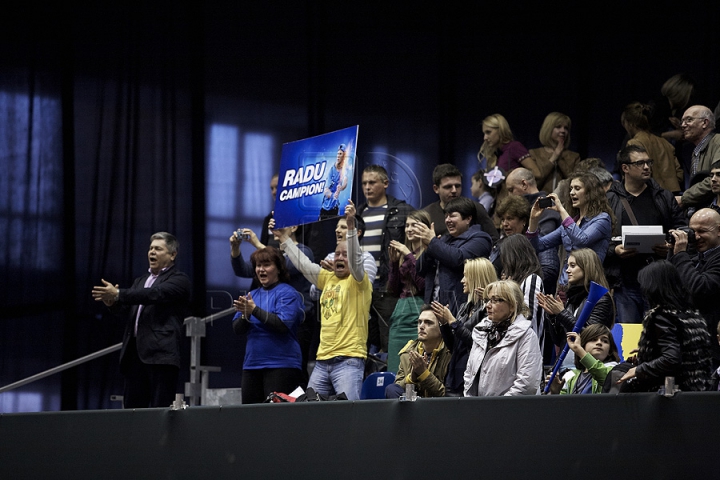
[150,232,179,255]
[589,167,613,186]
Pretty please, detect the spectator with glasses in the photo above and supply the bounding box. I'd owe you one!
[678,106,720,208]
[605,145,686,323]
[621,101,684,194]
[463,280,543,396]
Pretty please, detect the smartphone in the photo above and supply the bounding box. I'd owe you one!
[537,196,555,208]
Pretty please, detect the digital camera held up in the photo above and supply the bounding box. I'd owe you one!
[666,227,696,245]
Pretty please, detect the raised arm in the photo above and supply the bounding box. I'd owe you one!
[279,238,321,286]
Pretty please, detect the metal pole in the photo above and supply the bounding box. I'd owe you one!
[0,343,122,394]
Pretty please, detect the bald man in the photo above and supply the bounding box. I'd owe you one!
[668,208,720,365]
[678,106,720,208]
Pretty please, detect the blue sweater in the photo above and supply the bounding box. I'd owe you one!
[233,282,304,370]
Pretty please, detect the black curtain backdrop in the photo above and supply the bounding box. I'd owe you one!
[1,0,719,411]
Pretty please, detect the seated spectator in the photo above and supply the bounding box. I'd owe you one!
[505,167,561,293]
[527,172,614,287]
[385,305,451,398]
[277,202,371,400]
[668,208,720,367]
[416,197,493,314]
[618,260,713,391]
[546,324,620,395]
[231,247,305,404]
[499,234,545,354]
[387,210,431,373]
[537,249,614,353]
[527,112,581,193]
[432,258,498,396]
[470,169,497,215]
[464,280,543,396]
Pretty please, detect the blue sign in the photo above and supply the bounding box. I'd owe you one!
[274,126,359,228]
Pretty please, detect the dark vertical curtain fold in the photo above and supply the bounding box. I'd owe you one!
[1,1,199,411]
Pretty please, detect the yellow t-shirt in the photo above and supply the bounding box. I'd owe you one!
[316,269,372,360]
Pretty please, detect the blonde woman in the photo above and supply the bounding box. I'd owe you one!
[463,280,543,396]
[431,258,497,396]
[477,114,535,173]
[528,112,581,193]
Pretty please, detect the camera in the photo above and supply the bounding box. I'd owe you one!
[537,196,555,209]
[666,227,696,245]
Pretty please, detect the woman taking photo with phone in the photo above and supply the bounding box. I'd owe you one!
[526,172,614,287]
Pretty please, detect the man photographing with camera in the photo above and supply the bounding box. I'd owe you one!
[668,208,720,367]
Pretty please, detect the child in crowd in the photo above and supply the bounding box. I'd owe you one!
[547,324,620,394]
[470,169,496,216]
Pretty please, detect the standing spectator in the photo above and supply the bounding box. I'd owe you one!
[230,226,315,382]
[432,257,497,396]
[489,195,530,277]
[477,114,536,208]
[470,169,496,215]
[526,172,614,287]
[605,145,685,323]
[278,202,371,400]
[232,247,305,404]
[504,168,562,293]
[618,261,713,392]
[386,210,431,373]
[260,173,280,248]
[464,280,543,396]
[92,232,191,408]
[678,106,720,209]
[416,197,493,314]
[422,163,499,243]
[527,112,582,193]
[357,164,414,353]
[621,102,684,193]
[668,208,720,367]
[478,114,536,173]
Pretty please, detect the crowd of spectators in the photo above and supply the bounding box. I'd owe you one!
[226,92,720,402]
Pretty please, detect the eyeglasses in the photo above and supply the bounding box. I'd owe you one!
[627,160,653,168]
[487,297,506,304]
[681,116,704,125]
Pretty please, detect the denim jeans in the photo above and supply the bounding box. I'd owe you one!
[308,356,364,400]
[614,285,646,324]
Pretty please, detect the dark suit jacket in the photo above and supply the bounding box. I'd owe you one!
[113,264,192,370]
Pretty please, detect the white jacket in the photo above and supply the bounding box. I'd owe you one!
[463,314,543,396]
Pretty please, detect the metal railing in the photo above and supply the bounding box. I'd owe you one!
[0,306,237,407]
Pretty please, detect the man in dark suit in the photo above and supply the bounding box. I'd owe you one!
[93,232,192,408]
